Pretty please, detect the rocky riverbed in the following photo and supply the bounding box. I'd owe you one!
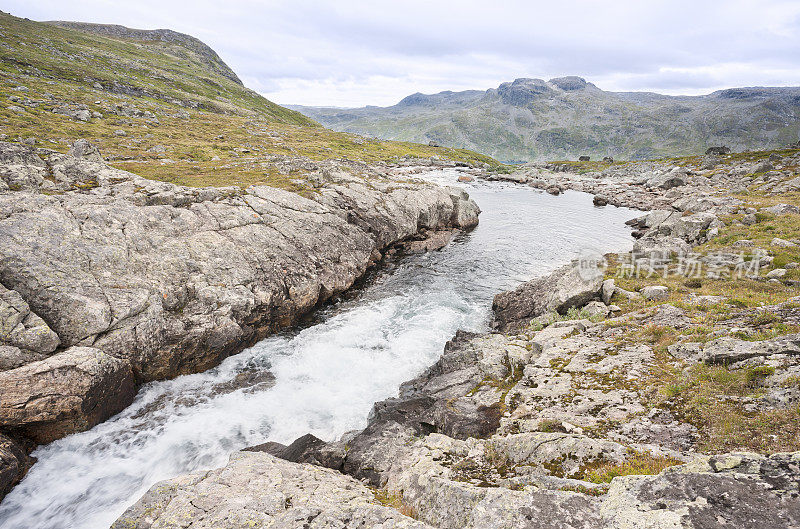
[115,149,800,528]
[0,140,481,499]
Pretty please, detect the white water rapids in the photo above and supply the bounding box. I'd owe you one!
[0,171,638,529]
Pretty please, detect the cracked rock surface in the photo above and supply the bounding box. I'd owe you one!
[111,451,434,529]
[0,139,479,495]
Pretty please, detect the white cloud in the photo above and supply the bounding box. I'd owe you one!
[6,0,800,106]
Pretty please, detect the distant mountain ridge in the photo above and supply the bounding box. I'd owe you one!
[290,76,800,162]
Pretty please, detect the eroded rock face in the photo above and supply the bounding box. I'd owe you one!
[112,451,434,529]
[0,141,478,383]
[492,263,603,331]
[0,140,479,451]
[0,347,135,443]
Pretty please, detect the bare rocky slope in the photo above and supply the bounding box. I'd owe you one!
[117,148,800,528]
[291,77,800,162]
[0,139,480,499]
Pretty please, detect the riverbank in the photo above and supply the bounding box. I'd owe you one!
[0,140,482,500]
[115,148,800,528]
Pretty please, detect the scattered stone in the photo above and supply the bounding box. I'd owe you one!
[766,268,787,279]
[640,285,669,301]
[593,194,608,206]
[582,300,609,319]
[601,278,615,304]
[701,334,800,364]
[772,237,798,248]
[493,263,603,331]
[649,304,690,328]
[764,203,799,215]
[705,146,731,155]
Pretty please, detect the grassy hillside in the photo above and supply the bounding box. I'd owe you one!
[0,11,501,189]
[293,77,800,163]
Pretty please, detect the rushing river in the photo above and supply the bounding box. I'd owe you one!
[0,170,638,529]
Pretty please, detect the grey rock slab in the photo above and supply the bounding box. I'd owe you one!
[701,334,800,364]
[0,283,60,364]
[600,452,800,529]
[113,451,433,529]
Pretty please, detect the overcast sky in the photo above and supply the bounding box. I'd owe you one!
[7,1,800,107]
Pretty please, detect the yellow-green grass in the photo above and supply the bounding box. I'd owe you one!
[586,451,682,484]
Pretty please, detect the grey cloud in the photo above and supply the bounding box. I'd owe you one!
[4,0,800,106]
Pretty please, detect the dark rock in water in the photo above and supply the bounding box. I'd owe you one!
[244,433,345,470]
[0,433,33,502]
[706,146,731,155]
[492,263,603,331]
[401,229,456,254]
[579,155,590,161]
[545,185,562,195]
[593,195,609,206]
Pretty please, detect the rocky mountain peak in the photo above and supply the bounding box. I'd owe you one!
[549,75,596,91]
[495,78,554,105]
